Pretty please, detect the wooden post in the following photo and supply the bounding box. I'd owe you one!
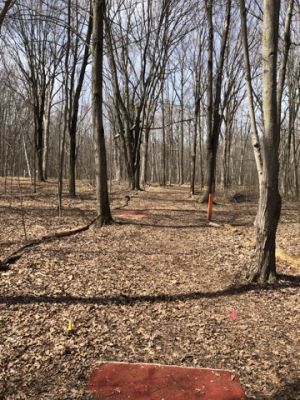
[207,193,214,221]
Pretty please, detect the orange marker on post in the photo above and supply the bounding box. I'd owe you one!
[207,193,214,221]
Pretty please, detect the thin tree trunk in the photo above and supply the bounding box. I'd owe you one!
[198,112,204,188]
[35,113,45,182]
[58,0,71,216]
[92,0,112,226]
[180,83,184,185]
[277,0,294,121]
[69,14,92,197]
[22,131,32,182]
[239,0,263,188]
[292,126,299,197]
[202,0,231,201]
[204,0,213,199]
[42,88,52,181]
[141,129,149,186]
[191,99,200,195]
[161,90,166,186]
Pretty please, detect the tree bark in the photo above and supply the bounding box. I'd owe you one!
[202,0,231,201]
[92,0,112,226]
[252,0,281,283]
[161,89,166,186]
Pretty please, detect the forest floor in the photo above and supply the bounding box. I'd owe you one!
[0,178,299,400]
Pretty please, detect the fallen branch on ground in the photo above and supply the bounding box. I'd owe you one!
[0,216,98,271]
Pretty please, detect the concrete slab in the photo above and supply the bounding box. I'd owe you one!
[87,362,246,399]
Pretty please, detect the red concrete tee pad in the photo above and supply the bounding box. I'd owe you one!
[113,210,150,219]
[87,362,246,400]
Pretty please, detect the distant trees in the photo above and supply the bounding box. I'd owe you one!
[3,0,65,184]
[105,0,195,190]
[0,0,299,233]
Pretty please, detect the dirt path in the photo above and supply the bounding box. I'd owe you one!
[0,181,299,399]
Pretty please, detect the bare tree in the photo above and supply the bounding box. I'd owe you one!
[202,0,232,201]
[105,0,194,190]
[0,0,16,29]
[68,7,92,197]
[92,0,112,226]
[252,0,281,283]
[4,0,65,182]
[239,0,263,188]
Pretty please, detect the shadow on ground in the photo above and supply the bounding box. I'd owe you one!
[1,275,299,306]
[250,379,300,400]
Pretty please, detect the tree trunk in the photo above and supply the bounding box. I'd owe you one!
[141,129,149,187]
[92,0,112,226]
[251,0,281,283]
[239,0,263,188]
[58,0,71,217]
[160,89,166,186]
[35,114,44,182]
[69,14,92,197]
[198,112,204,188]
[204,0,213,200]
[42,88,52,181]
[179,86,184,185]
[292,126,299,198]
[202,0,231,202]
[190,115,197,195]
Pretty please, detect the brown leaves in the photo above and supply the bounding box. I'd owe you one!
[0,181,299,399]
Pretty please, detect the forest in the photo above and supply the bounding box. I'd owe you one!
[0,0,299,399]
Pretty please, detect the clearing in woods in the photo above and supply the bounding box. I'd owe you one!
[0,178,299,399]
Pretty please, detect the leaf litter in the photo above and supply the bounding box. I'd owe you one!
[0,178,299,399]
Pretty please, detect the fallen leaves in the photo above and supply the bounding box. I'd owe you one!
[0,180,299,399]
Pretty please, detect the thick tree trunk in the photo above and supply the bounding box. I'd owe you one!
[251,0,281,283]
[92,0,112,226]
